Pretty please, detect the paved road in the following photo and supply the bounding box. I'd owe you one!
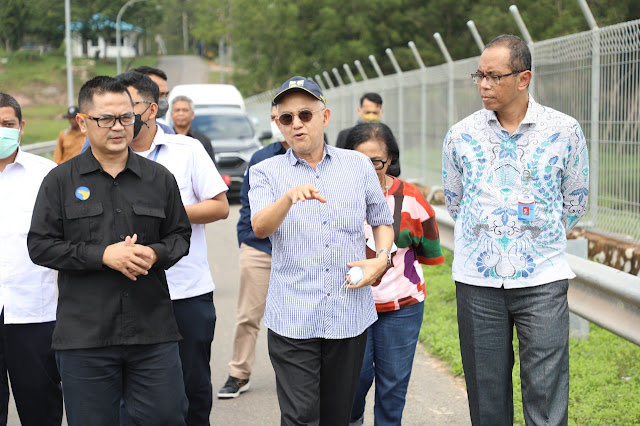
[158,55,211,89]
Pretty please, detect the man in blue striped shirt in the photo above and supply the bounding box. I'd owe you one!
[249,76,394,425]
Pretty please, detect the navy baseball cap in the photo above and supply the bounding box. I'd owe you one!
[273,76,326,105]
[64,106,79,118]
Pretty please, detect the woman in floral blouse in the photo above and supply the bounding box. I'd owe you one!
[344,122,445,426]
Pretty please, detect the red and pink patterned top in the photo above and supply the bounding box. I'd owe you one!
[364,177,445,312]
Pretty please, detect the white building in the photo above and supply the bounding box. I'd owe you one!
[70,14,144,59]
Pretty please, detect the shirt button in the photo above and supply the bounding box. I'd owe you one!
[116,208,122,213]
[325,268,329,272]
[327,293,330,297]
[322,221,327,225]
[113,181,118,186]
[325,244,329,248]
[316,175,319,179]
[120,235,125,240]
[122,292,128,297]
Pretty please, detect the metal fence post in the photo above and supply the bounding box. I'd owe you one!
[322,71,335,89]
[578,0,600,229]
[315,74,327,91]
[509,5,535,96]
[434,32,455,128]
[409,41,428,183]
[354,60,369,81]
[467,20,485,53]
[386,48,404,158]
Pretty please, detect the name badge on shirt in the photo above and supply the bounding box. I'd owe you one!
[517,194,535,221]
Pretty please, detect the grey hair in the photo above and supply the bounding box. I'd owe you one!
[171,95,195,112]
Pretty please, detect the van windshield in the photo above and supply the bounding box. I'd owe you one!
[192,113,254,140]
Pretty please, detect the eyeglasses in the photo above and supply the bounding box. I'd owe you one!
[77,113,135,128]
[370,158,389,170]
[133,100,152,115]
[471,70,525,86]
[278,109,324,126]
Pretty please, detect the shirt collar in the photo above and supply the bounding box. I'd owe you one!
[286,142,332,166]
[77,146,142,178]
[12,147,28,169]
[484,94,540,128]
[152,124,169,148]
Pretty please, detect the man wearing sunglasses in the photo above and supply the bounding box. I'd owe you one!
[442,35,589,425]
[27,76,192,425]
[248,76,394,425]
[115,71,229,425]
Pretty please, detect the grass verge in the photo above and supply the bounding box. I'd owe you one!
[419,248,640,425]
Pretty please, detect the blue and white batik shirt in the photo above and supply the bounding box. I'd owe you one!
[442,96,589,288]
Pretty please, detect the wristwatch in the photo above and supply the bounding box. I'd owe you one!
[376,249,392,267]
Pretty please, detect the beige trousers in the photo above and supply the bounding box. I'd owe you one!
[228,243,272,379]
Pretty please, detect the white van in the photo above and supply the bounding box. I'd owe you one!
[168,84,245,111]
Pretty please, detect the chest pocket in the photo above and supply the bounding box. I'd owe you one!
[132,205,166,245]
[64,202,104,243]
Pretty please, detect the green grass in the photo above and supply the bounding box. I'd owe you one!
[419,248,640,425]
[0,51,158,144]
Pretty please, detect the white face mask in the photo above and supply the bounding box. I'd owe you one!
[270,120,285,142]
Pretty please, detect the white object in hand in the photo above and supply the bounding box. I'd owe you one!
[347,266,364,285]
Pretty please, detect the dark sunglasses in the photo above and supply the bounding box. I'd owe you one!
[278,108,324,126]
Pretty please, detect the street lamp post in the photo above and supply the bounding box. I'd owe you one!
[116,0,147,75]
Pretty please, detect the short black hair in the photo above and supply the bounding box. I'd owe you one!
[485,34,532,72]
[116,71,160,103]
[360,92,383,107]
[344,122,401,177]
[131,66,168,82]
[0,93,22,123]
[78,76,132,113]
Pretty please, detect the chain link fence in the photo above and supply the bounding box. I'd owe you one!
[246,19,640,244]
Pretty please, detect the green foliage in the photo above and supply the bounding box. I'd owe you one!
[188,0,640,96]
[419,248,640,424]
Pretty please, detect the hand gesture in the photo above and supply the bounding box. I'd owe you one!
[286,184,327,205]
[102,234,158,281]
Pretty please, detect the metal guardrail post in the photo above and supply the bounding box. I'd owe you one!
[432,205,640,346]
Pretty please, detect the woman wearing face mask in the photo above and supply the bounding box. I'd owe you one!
[344,122,445,426]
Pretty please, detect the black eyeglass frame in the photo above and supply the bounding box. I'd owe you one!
[470,70,526,86]
[76,113,136,128]
[370,158,389,170]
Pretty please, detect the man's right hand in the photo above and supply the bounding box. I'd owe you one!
[102,234,153,281]
[286,184,327,205]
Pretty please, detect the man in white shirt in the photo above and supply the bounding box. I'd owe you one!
[116,71,229,425]
[0,93,62,425]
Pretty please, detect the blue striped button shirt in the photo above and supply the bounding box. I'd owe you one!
[249,144,394,339]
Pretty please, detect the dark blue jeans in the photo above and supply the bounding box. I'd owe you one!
[349,301,424,425]
[456,280,569,426]
[172,292,217,426]
[56,342,187,426]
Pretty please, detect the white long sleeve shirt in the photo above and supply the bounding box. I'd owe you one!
[0,148,57,323]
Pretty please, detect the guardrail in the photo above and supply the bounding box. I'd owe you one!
[432,205,640,346]
[23,140,57,156]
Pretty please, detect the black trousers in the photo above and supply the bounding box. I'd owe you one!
[57,342,187,426]
[0,315,62,426]
[268,329,368,426]
[173,292,217,426]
